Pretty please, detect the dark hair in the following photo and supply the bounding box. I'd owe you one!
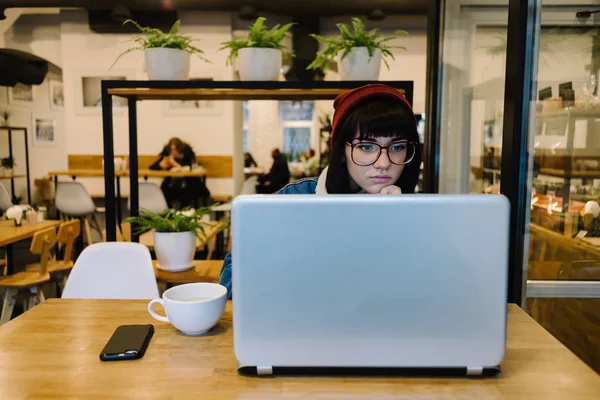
[326,98,421,194]
[168,137,186,154]
[307,148,316,158]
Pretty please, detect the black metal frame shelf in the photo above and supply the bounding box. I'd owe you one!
[0,126,32,205]
[101,80,414,242]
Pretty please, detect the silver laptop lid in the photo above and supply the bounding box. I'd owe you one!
[232,194,509,370]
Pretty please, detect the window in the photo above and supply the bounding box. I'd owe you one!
[280,101,314,161]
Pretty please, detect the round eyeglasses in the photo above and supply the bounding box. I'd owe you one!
[346,141,416,166]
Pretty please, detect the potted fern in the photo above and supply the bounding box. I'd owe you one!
[112,19,210,80]
[124,207,212,272]
[220,17,294,81]
[308,18,408,81]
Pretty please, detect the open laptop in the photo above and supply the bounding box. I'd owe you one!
[232,194,509,376]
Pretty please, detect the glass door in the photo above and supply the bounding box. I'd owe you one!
[524,2,600,374]
[439,0,600,374]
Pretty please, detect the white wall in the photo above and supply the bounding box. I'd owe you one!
[3,10,428,200]
[59,10,235,196]
[1,14,66,205]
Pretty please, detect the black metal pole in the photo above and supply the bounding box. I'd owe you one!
[23,128,31,204]
[500,0,538,305]
[423,0,444,194]
[128,98,139,243]
[8,129,14,197]
[101,81,116,242]
[116,177,122,227]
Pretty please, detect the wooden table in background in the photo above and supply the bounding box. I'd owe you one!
[48,169,207,179]
[0,219,62,274]
[153,260,222,285]
[0,300,599,399]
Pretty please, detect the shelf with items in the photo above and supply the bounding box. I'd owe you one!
[532,108,600,238]
[101,80,415,242]
[0,126,31,204]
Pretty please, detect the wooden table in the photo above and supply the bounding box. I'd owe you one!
[48,169,207,179]
[0,301,598,399]
[153,260,222,285]
[0,219,62,274]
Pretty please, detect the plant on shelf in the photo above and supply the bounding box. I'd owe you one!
[220,17,295,81]
[124,207,214,272]
[1,157,16,177]
[111,19,210,80]
[307,17,408,81]
[318,113,332,132]
[1,110,9,126]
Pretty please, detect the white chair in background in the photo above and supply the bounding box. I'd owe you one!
[241,176,258,195]
[128,182,168,214]
[61,242,159,299]
[55,181,102,245]
[0,183,13,212]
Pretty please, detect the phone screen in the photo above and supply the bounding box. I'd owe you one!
[100,324,154,361]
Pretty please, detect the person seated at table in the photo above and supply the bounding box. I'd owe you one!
[244,152,258,168]
[220,84,421,298]
[149,137,210,209]
[256,148,290,194]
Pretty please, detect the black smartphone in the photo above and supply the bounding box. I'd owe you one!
[99,324,154,361]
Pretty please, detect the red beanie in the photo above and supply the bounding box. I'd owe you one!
[330,84,415,146]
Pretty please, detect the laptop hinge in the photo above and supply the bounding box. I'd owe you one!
[466,366,484,376]
[256,366,273,375]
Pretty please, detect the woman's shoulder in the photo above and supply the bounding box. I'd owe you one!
[276,177,318,194]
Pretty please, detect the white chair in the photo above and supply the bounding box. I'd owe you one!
[0,183,13,212]
[61,242,159,299]
[241,176,258,195]
[128,182,168,214]
[55,181,102,245]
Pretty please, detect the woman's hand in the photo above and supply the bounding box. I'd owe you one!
[158,157,171,170]
[379,185,402,195]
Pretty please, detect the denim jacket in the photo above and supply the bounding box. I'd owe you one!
[219,176,319,299]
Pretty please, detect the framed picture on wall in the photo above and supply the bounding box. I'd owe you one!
[73,68,136,116]
[33,118,56,147]
[162,77,223,117]
[8,83,34,107]
[49,80,64,110]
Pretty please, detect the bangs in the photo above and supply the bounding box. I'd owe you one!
[340,99,417,142]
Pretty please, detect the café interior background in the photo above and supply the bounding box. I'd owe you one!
[1,0,600,374]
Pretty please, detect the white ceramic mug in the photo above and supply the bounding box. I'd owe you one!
[148,283,227,335]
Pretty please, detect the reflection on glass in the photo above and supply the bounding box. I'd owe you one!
[525,5,600,375]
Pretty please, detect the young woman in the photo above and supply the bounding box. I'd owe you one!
[219,84,421,298]
[150,137,210,208]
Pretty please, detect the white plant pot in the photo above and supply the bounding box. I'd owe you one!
[145,48,190,81]
[339,47,382,81]
[237,48,281,81]
[154,231,196,272]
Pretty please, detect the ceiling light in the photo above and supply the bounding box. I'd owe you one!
[367,9,386,21]
[111,5,131,22]
[239,6,258,21]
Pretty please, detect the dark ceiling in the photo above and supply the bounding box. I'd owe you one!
[0,0,429,16]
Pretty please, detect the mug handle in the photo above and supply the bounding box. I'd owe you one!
[148,299,169,322]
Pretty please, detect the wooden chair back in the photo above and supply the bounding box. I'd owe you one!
[30,227,58,276]
[58,220,81,264]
